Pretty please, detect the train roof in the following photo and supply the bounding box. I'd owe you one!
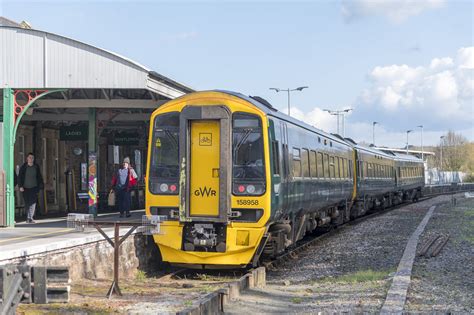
[353,144,397,159]
[216,90,351,147]
[391,152,424,163]
[211,90,424,165]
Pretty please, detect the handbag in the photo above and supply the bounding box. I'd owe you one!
[108,189,116,206]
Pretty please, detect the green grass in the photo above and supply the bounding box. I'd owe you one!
[183,300,193,307]
[135,270,147,281]
[291,297,303,304]
[322,269,390,284]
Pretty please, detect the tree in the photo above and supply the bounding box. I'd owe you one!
[436,131,469,171]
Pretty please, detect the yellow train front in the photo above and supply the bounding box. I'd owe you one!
[146,91,271,268]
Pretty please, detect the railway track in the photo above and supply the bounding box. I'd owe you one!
[260,192,458,271]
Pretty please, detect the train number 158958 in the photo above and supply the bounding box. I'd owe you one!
[236,199,259,206]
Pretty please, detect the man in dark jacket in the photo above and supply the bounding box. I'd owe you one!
[18,153,44,223]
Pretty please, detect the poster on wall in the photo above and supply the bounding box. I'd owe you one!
[81,163,87,191]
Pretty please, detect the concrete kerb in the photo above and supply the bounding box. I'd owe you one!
[380,205,437,314]
[177,267,266,315]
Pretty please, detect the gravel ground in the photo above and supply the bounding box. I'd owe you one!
[406,195,474,313]
[225,195,460,314]
[16,270,244,314]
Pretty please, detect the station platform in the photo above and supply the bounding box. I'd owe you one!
[0,210,145,262]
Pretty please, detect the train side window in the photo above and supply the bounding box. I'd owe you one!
[329,156,335,178]
[292,148,301,178]
[310,150,317,178]
[324,154,330,178]
[317,152,324,178]
[341,158,346,179]
[345,159,349,178]
[348,159,352,178]
[336,157,341,179]
[301,148,310,178]
[271,140,280,175]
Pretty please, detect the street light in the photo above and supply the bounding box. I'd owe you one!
[269,86,309,116]
[406,130,413,154]
[417,125,424,161]
[372,122,379,146]
[323,108,353,136]
[440,135,445,171]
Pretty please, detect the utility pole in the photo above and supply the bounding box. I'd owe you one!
[323,108,353,136]
[269,86,309,116]
[373,122,378,146]
[417,125,424,161]
[406,130,413,154]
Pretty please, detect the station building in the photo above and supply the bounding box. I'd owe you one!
[0,18,193,226]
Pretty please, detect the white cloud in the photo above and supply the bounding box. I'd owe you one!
[359,47,474,125]
[278,106,337,132]
[341,0,445,23]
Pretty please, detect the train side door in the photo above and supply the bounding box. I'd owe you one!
[280,121,289,210]
[269,119,283,216]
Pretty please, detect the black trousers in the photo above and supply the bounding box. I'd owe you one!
[116,188,131,215]
[23,187,39,219]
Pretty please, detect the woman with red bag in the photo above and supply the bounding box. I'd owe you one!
[111,157,138,218]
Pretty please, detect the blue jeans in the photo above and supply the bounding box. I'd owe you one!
[116,188,131,215]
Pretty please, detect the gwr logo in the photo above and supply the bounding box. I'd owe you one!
[194,186,217,197]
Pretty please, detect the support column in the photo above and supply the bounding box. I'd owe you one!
[88,108,98,217]
[2,88,15,226]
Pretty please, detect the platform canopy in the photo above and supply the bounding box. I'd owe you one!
[0,24,193,112]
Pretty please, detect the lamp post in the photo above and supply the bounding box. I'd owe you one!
[406,130,413,154]
[440,135,445,171]
[417,125,424,161]
[269,86,308,116]
[323,108,352,136]
[372,122,378,146]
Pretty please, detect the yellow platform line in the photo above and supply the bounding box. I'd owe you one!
[0,228,72,244]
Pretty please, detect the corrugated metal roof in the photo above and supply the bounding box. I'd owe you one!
[0,26,193,98]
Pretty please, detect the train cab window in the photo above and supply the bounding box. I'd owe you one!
[317,152,324,178]
[149,112,180,195]
[301,149,310,178]
[324,154,330,178]
[310,150,317,178]
[292,148,302,178]
[329,156,335,178]
[232,113,266,195]
[271,140,280,176]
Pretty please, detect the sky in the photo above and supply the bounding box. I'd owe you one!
[1,0,473,148]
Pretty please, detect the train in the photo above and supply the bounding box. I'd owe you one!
[145,90,424,268]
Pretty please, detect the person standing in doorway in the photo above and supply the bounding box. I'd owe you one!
[18,153,44,223]
[111,157,138,218]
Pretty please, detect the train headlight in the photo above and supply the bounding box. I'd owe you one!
[233,182,265,195]
[246,185,256,194]
[159,183,169,193]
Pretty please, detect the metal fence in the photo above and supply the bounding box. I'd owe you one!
[425,169,468,185]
